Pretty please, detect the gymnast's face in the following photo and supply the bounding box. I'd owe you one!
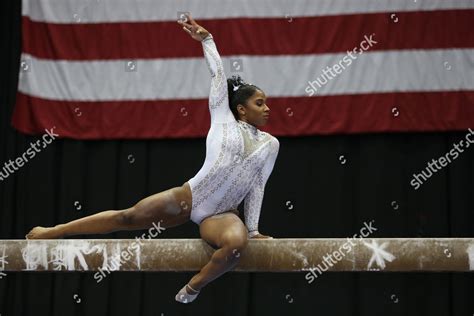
[237,89,270,127]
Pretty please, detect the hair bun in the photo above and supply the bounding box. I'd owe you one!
[227,75,246,91]
[227,75,244,102]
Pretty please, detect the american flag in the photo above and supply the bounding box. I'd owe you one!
[13,0,474,139]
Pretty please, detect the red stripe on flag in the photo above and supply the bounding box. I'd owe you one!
[22,10,474,60]
[13,91,474,139]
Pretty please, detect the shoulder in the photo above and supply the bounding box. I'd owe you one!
[271,136,280,151]
[262,132,279,151]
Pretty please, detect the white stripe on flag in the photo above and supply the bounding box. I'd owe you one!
[23,0,474,23]
[18,48,474,101]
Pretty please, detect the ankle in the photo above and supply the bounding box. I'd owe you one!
[53,224,65,238]
[187,283,200,294]
[188,277,203,292]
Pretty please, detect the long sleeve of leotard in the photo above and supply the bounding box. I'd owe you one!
[244,137,280,237]
[201,34,235,124]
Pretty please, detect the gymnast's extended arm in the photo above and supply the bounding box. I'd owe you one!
[200,34,235,123]
[178,13,234,123]
[244,137,280,238]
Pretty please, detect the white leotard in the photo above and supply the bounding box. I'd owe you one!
[187,34,279,237]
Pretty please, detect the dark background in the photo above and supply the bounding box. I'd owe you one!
[1,1,473,315]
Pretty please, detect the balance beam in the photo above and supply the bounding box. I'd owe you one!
[0,238,473,272]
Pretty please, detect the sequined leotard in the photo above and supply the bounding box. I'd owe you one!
[187,34,279,237]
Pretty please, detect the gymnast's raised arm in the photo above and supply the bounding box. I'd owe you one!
[178,13,235,124]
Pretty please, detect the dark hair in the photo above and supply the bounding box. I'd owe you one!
[227,75,261,120]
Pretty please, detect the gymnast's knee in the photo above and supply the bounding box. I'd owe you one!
[119,207,137,227]
[221,231,249,257]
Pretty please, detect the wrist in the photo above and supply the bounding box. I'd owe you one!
[201,33,212,42]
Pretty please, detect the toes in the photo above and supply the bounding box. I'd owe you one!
[25,227,40,239]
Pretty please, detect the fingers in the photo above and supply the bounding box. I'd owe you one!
[251,234,273,239]
[178,21,194,36]
[181,25,201,38]
[182,27,192,34]
[178,19,193,29]
[178,13,205,39]
[184,13,198,26]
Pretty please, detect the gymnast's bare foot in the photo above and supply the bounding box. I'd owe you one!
[26,226,62,239]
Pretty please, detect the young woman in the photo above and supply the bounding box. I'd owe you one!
[26,13,279,304]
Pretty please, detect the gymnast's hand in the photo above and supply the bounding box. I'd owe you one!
[251,233,273,239]
[178,13,210,42]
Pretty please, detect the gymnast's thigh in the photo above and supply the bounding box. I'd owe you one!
[128,184,192,228]
[199,211,247,249]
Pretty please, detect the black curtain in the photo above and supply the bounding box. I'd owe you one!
[1,1,473,315]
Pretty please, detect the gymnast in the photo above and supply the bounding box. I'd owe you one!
[25,13,279,303]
